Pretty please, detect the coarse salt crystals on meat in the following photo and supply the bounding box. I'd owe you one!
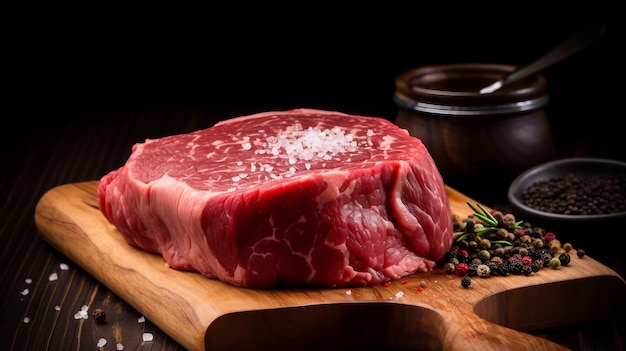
[98,108,454,288]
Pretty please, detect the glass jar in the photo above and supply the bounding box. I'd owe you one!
[394,63,557,200]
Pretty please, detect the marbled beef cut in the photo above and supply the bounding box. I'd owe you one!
[97,108,453,288]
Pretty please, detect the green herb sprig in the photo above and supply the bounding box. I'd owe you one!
[454,202,522,246]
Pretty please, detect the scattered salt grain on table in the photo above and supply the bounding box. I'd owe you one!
[395,291,404,298]
[55,305,61,311]
[20,289,29,296]
[142,332,154,342]
[74,305,89,319]
[49,272,58,281]
[97,338,107,347]
[25,278,32,284]
[138,316,145,323]
[23,317,30,323]
[60,263,69,270]
[345,289,352,295]
[116,343,124,350]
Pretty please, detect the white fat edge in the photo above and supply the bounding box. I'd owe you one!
[313,170,352,206]
[144,175,227,268]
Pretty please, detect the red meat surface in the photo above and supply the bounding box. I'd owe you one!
[98,108,453,288]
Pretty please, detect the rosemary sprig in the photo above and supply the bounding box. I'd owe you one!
[466,202,497,227]
[454,202,522,246]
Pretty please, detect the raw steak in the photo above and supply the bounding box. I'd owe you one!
[98,108,453,288]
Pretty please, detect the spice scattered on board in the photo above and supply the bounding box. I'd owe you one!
[441,202,586,288]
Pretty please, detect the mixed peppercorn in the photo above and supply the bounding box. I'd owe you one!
[440,203,584,288]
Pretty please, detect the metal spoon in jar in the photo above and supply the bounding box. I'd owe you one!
[479,22,606,94]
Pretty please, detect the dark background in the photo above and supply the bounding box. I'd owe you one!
[2,6,625,349]
[6,4,624,162]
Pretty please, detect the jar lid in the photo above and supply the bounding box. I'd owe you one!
[394,63,549,116]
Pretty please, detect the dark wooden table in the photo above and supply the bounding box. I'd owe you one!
[1,102,624,350]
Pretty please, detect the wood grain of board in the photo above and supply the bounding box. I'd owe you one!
[34,181,626,351]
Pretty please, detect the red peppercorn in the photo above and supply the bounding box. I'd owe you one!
[455,263,469,276]
[401,279,409,284]
[544,232,556,241]
[508,253,523,263]
[383,281,391,287]
[521,256,533,266]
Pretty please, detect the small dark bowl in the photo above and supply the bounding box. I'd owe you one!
[508,158,626,255]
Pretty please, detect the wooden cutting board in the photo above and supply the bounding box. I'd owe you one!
[34,181,626,351]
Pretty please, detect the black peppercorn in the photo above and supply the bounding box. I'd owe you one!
[461,276,472,288]
[531,259,543,272]
[521,265,533,276]
[443,250,457,262]
[93,308,106,324]
[520,173,626,215]
[495,262,510,276]
[509,260,523,275]
[453,221,462,232]
[559,253,571,266]
[466,262,478,276]
[468,240,479,252]
[577,249,586,259]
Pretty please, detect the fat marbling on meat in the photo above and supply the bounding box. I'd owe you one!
[97,108,453,288]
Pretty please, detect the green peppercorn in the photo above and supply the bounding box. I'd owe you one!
[494,228,505,240]
[550,257,561,269]
[478,249,490,261]
[550,239,562,254]
[507,232,516,242]
[532,238,544,249]
[476,238,489,250]
[461,276,472,288]
[492,211,504,223]
[449,257,459,265]
[518,247,529,257]
[503,246,513,255]
[490,256,503,265]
